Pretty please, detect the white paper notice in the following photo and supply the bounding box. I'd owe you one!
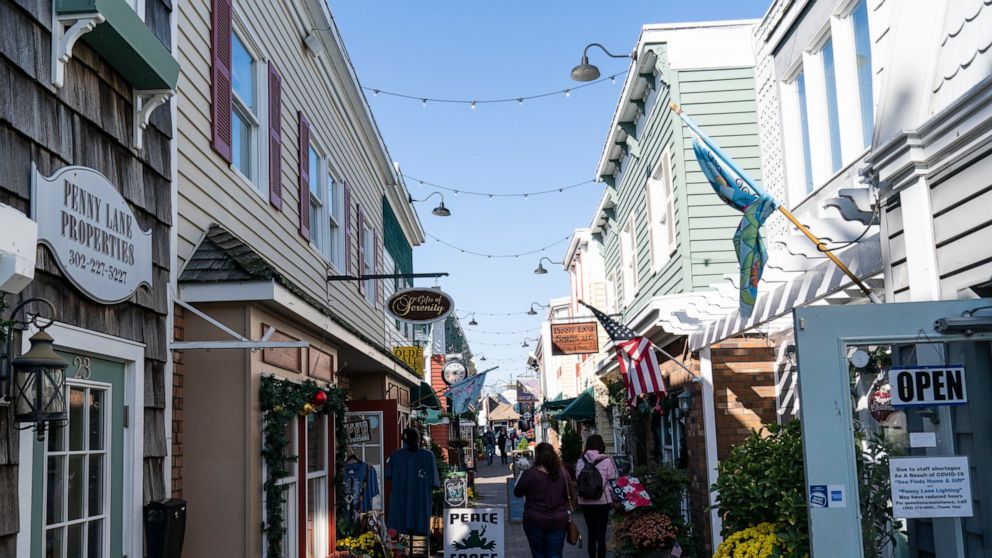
[910,432,937,448]
[890,456,973,518]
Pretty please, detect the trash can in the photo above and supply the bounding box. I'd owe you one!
[144,498,187,558]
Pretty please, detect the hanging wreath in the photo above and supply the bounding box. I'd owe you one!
[260,375,348,558]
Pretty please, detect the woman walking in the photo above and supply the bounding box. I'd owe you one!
[513,442,570,558]
[574,435,618,558]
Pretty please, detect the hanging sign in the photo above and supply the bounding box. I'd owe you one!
[888,365,967,407]
[386,288,454,324]
[890,456,973,518]
[868,384,894,422]
[444,508,504,558]
[31,164,153,304]
[393,345,425,378]
[550,321,599,355]
[344,417,371,444]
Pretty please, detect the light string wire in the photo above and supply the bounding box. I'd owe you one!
[463,328,540,336]
[365,72,626,106]
[408,174,598,198]
[427,233,571,258]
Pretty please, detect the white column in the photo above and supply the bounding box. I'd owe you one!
[899,177,942,301]
[699,347,722,550]
[829,14,868,159]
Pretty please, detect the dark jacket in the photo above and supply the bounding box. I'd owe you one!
[513,467,569,530]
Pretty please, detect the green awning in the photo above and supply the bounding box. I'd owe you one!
[541,395,577,411]
[556,388,596,421]
[411,382,442,410]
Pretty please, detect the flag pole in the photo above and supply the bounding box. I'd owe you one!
[670,102,881,304]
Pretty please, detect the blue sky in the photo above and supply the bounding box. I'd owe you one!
[331,1,771,390]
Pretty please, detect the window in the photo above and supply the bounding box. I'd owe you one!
[852,0,874,147]
[606,272,617,313]
[231,32,259,185]
[327,177,343,269]
[362,223,374,304]
[308,146,323,252]
[620,215,637,306]
[646,148,676,271]
[820,38,843,172]
[274,420,298,558]
[795,71,815,193]
[305,415,328,558]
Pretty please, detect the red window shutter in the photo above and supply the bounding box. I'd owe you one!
[343,183,352,274]
[210,0,233,163]
[358,207,366,294]
[374,229,382,308]
[267,62,282,209]
[298,111,311,241]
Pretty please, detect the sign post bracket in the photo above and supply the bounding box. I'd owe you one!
[171,297,310,351]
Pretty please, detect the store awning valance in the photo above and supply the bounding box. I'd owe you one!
[556,388,595,421]
[541,395,577,411]
[411,382,442,410]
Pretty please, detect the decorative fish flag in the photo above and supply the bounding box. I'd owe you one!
[692,139,776,317]
[444,371,488,415]
[578,301,666,404]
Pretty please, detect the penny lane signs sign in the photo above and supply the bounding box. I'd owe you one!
[550,321,599,355]
[444,508,504,558]
[31,165,153,304]
[888,365,967,407]
[387,288,454,324]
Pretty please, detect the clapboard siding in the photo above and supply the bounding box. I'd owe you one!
[177,0,398,347]
[0,0,174,544]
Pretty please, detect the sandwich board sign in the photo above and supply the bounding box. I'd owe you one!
[445,508,504,558]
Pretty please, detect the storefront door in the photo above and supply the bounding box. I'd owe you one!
[794,300,992,558]
[31,352,125,558]
[345,400,398,513]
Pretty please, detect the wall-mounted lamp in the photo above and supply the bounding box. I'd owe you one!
[526,302,548,316]
[521,337,537,348]
[570,43,631,82]
[533,257,564,275]
[408,191,451,217]
[468,314,478,326]
[677,388,693,415]
[0,298,68,441]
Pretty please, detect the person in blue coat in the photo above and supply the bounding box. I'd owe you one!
[385,428,440,536]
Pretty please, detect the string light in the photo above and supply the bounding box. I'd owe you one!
[407,174,597,198]
[458,309,542,317]
[361,72,625,107]
[427,233,570,258]
[464,327,541,336]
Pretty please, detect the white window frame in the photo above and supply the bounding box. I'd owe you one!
[606,272,618,314]
[326,175,344,271]
[645,147,676,272]
[17,322,145,558]
[229,18,269,200]
[362,222,375,304]
[126,0,145,20]
[620,215,638,306]
[305,414,329,558]
[308,144,325,254]
[269,419,298,558]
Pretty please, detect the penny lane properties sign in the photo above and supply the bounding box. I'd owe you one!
[31,164,153,304]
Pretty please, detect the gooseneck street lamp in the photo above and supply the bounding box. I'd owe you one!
[408,191,451,217]
[533,257,564,275]
[571,43,631,82]
[526,302,548,316]
[521,337,537,348]
[0,298,68,441]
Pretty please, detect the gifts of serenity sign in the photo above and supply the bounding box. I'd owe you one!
[387,288,454,324]
[31,164,153,304]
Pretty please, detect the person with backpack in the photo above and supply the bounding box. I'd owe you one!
[574,435,619,558]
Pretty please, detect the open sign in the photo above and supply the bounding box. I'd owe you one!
[888,366,967,407]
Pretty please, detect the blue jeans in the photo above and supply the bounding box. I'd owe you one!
[522,525,567,558]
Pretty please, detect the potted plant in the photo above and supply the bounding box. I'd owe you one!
[615,511,680,557]
[559,421,582,478]
[611,464,699,556]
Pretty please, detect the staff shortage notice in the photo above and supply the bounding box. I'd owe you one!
[890,456,973,518]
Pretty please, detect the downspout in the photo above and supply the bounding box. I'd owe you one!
[699,347,722,550]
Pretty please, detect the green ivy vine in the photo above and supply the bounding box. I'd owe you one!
[259,375,348,558]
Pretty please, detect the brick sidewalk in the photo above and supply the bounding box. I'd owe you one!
[469,460,613,558]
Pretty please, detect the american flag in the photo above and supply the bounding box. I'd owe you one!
[578,301,666,403]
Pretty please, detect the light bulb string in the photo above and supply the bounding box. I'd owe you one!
[407,174,598,198]
[427,233,570,258]
[464,328,541,336]
[366,72,625,105]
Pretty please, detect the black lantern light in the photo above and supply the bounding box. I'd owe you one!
[0,298,67,440]
[677,388,693,415]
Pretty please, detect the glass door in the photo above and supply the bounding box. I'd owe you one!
[33,352,124,558]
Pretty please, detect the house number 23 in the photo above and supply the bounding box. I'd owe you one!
[72,356,92,379]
